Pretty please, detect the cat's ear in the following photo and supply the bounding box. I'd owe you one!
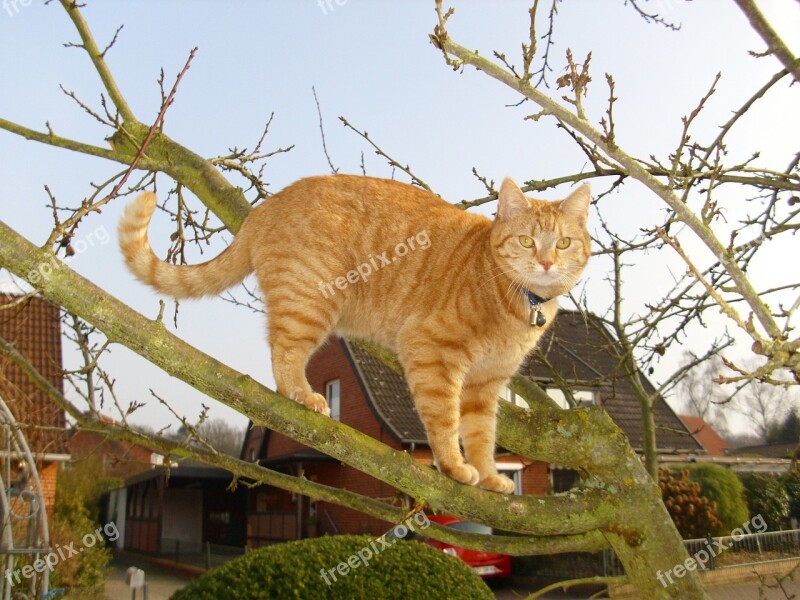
[559,184,591,224]
[497,178,530,221]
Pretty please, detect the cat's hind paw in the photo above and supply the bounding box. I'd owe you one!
[440,463,480,486]
[479,473,515,494]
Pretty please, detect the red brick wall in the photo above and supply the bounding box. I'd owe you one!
[306,462,400,537]
[39,461,58,516]
[521,461,549,496]
[0,295,67,455]
[267,337,403,458]
[9,460,58,523]
[241,425,264,462]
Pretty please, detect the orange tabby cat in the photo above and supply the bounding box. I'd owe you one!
[119,175,591,493]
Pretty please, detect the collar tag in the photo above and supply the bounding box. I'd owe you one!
[522,289,548,327]
[529,305,546,327]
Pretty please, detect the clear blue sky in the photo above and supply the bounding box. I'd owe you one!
[1,1,798,432]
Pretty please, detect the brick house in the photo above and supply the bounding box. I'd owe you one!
[0,294,70,516]
[68,413,163,480]
[241,310,700,548]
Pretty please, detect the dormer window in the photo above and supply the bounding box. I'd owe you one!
[546,388,597,410]
[499,385,530,409]
[325,379,341,421]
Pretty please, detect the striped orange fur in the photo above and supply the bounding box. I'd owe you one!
[119,175,591,493]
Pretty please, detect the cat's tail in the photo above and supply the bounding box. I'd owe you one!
[118,192,252,299]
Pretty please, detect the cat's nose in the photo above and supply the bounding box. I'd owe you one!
[540,260,553,272]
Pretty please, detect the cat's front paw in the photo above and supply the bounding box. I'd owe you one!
[479,473,515,494]
[440,463,480,486]
[292,391,330,416]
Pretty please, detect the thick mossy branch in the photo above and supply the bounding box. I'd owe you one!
[0,220,620,537]
[0,121,250,234]
[108,125,251,232]
[3,332,610,558]
[497,401,634,474]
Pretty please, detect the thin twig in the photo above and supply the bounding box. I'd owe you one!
[312,86,338,174]
[339,116,432,192]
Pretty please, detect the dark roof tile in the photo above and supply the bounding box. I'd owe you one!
[344,339,427,443]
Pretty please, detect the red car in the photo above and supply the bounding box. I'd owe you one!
[424,515,512,579]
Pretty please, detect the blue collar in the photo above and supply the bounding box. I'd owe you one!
[522,288,548,308]
[522,288,549,327]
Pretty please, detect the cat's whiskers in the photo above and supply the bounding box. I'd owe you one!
[501,275,528,313]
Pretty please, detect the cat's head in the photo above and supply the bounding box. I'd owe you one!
[490,178,591,299]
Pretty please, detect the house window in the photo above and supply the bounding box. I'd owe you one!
[551,467,581,493]
[499,385,530,409]
[546,388,596,410]
[326,379,341,421]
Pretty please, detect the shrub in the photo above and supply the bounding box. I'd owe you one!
[782,470,800,524]
[739,473,790,530]
[659,468,723,538]
[170,535,493,600]
[48,516,111,599]
[49,457,120,598]
[684,464,749,535]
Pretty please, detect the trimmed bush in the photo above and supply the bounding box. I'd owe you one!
[740,473,790,530]
[684,464,749,535]
[170,535,493,600]
[659,468,723,538]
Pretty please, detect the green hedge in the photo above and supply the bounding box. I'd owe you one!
[684,464,749,535]
[739,473,790,530]
[782,470,800,523]
[170,535,493,600]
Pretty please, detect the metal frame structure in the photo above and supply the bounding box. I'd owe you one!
[0,395,50,600]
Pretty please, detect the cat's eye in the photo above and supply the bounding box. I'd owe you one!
[556,237,571,249]
[519,235,534,248]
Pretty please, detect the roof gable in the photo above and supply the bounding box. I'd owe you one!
[520,311,702,453]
